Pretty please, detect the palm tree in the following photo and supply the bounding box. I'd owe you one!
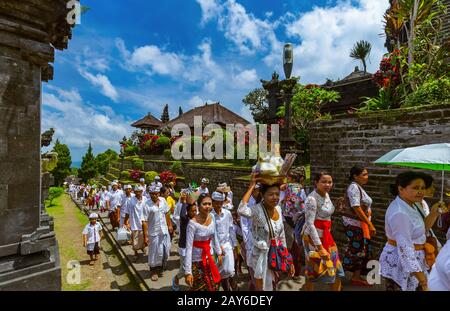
[350,40,372,74]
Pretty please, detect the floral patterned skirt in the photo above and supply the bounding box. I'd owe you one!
[191,261,220,291]
[302,235,345,284]
[342,224,373,274]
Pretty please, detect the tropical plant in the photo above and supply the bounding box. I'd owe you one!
[170,161,183,174]
[403,77,450,107]
[349,40,372,73]
[277,83,339,163]
[121,170,131,180]
[124,145,139,156]
[132,158,144,170]
[156,136,171,148]
[144,171,159,184]
[163,149,172,159]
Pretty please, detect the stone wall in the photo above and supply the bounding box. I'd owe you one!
[0,0,73,290]
[309,103,450,254]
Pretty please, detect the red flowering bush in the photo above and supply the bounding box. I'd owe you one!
[130,169,142,181]
[159,170,177,184]
[372,50,402,90]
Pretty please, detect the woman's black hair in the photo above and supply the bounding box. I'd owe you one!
[160,186,168,194]
[417,172,434,189]
[260,184,281,195]
[349,166,366,182]
[197,193,212,206]
[389,171,426,196]
[313,171,332,183]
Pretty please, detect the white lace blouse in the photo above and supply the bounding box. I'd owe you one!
[342,182,373,228]
[184,219,222,275]
[238,200,286,291]
[303,190,335,246]
[380,196,427,291]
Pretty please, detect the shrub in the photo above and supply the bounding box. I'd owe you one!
[156,136,171,148]
[47,187,64,206]
[170,161,182,174]
[121,170,131,180]
[144,171,159,184]
[125,145,139,156]
[130,169,142,181]
[160,170,177,184]
[163,149,172,159]
[132,158,144,170]
[403,78,450,107]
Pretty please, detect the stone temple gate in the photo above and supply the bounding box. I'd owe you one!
[0,0,73,290]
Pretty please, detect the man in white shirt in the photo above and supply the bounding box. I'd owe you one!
[217,182,234,210]
[120,185,135,228]
[99,186,109,213]
[124,186,147,260]
[211,191,238,291]
[107,182,122,229]
[142,185,172,282]
[151,175,163,188]
[197,177,209,194]
[139,178,147,190]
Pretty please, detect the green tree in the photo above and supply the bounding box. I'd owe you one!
[161,104,170,123]
[278,84,340,163]
[349,40,372,73]
[179,106,183,117]
[242,88,269,123]
[95,149,118,176]
[51,139,72,186]
[47,187,64,207]
[79,143,97,182]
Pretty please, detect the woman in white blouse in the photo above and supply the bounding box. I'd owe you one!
[302,171,344,291]
[184,193,223,291]
[342,166,376,286]
[238,173,295,291]
[380,171,445,291]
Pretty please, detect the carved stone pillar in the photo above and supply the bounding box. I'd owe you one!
[0,0,73,290]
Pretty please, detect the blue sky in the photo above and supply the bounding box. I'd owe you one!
[42,0,390,162]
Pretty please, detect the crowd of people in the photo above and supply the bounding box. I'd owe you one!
[69,165,450,291]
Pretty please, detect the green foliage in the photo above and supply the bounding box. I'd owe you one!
[156,136,171,148]
[360,88,395,111]
[277,84,339,164]
[144,171,159,184]
[125,145,139,156]
[403,77,450,107]
[95,149,118,176]
[121,170,131,180]
[51,139,72,186]
[132,158,144,170]
[164,149,172,159]
[170,160,182,174]
[47,187,64,206]
[242,88,268,123]
[161,104,170,123]
[71,167,78,176]
[78,143,97,182]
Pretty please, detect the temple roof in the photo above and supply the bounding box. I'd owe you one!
[131,113,163,129]
[160,102,251,129]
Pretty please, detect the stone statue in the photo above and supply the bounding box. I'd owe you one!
[283,43,294,79]
[41,128,55,147]
[41,152,58,173]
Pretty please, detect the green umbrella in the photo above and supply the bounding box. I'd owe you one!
[374,143,450,201]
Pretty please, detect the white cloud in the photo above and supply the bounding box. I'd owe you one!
[196,0,223,25]
[116,38,184,76]
[232,69,258,89]
[42,86,132,160]
[240,105,254,123]
[78,68,119,102]
[82,47,110,72]
[284,0,389,83]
